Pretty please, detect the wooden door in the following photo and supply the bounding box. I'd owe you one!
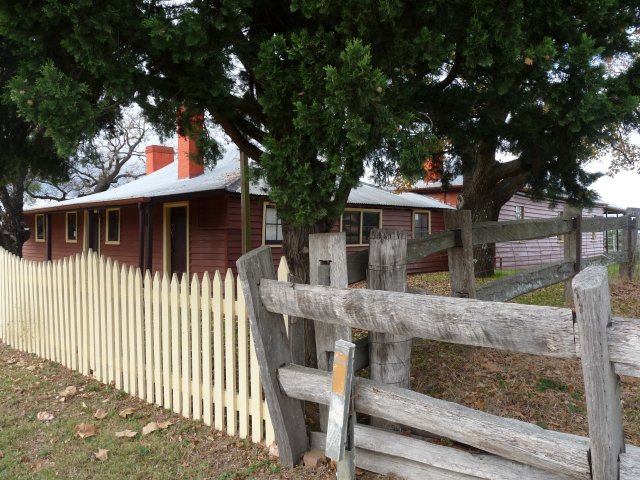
[87,211,100,254]
[169,206,188,278]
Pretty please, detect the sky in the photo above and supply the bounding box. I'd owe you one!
[586,157,640,209]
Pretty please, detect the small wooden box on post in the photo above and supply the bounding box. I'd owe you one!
[236,246,308,467]
[620,208,639,281]
[309,232,351,432]
[563,205,582,307]
[572,266,625,480]
[367,229,411,430]
[443,210,476,298]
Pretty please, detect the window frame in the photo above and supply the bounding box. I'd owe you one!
[262,202,283,246]
[105,208,121,245]
[412,210,432,240]
[65,211,78,243]
[35,214,46,242]
[515,205,525,220]
[339,208,383,246]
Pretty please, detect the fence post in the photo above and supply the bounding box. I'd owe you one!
[368,229,411,430]
[309,232,351,432]
[443,210,476,298]
[620,207,639,281]
[572,266,624,480]
[563,205,582,306]
[236,246,308,467]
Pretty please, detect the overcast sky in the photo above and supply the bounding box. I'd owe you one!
[586,157,640,209]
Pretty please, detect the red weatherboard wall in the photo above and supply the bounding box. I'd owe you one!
[22,195,449,279]
[23,211,86,262]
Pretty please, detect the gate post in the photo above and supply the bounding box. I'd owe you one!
[443,210,476,298]
[309,232,351,432]
[237,246,308,467]
[368,229,411,430]
[573,266,624,480]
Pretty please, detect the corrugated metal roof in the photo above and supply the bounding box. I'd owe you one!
[26,150,453,212]
[412,175,463,190]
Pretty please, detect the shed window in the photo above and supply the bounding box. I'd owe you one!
[105,208,120,244]
[264,204,283,245]
[515,205,525,220]
[413,211,431,239]
[35,214,46,242]
[341,209,381,245]
[66,212,78,243]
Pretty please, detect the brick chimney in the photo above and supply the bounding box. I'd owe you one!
[145,145,174,174]
[177,111,204,180]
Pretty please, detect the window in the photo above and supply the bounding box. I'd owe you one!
[341,209,381,245]
[515,205,525,220]
[105,208,120,244]
[66,211,78,243]
[263,204,283,245]
[35,214,46,242]
[413,210,431,239]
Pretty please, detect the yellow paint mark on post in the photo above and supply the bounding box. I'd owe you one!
[332,351,348,395]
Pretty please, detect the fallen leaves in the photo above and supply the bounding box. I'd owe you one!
[93,449,108,461]
[58,386,77,399]
[118,407,135,418]
[142,420,173,436]
[73,423,97,439]
[93,408,108,420]
[115,430,137,439]
[37,411,54,423]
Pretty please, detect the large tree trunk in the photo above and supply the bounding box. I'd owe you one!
[0,177,29,258]
[457,146,526,278]
[281,219,333,367]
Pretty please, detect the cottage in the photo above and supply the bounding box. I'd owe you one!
[410,176,622,270]
[22,136,453,277]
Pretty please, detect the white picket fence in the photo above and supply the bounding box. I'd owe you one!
[0,248,283,444]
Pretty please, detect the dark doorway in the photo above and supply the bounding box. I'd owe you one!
[87,210,100,254]
[169,206,188,278]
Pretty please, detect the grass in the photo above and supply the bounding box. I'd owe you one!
[406,266,640,444]
[0,344,368,480]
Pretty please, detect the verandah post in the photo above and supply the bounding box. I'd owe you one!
[309,232,351,432]
[236,246,308,467]
[367,229,411,430]
[620,207,639,281]
[443,210,476,298]
[573,266,625,480]
[563,205,582,307]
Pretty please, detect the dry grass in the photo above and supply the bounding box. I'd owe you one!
[407,270,640,445]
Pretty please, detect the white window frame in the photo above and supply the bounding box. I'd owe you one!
[105,208,121,245]
[515,205,525,220]
[262,202,283,246]
[412,210,432,240]
[340,208,383,246]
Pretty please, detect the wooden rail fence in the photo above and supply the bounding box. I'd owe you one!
[238,244,640,479]
[0,248,279,445]
[347,207,639,302]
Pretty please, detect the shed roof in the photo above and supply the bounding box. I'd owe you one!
[26,150,453,213]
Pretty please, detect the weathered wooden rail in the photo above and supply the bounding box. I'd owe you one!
[346,208,638,303]
[238,245,640,479]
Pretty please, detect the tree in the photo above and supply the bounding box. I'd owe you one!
[0,0,436,282]
[29,110,150,201]
[410,0,640,276]
[0,34,66,256]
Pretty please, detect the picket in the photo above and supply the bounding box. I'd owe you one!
[170,274,181,414]
[0,249,277,445]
